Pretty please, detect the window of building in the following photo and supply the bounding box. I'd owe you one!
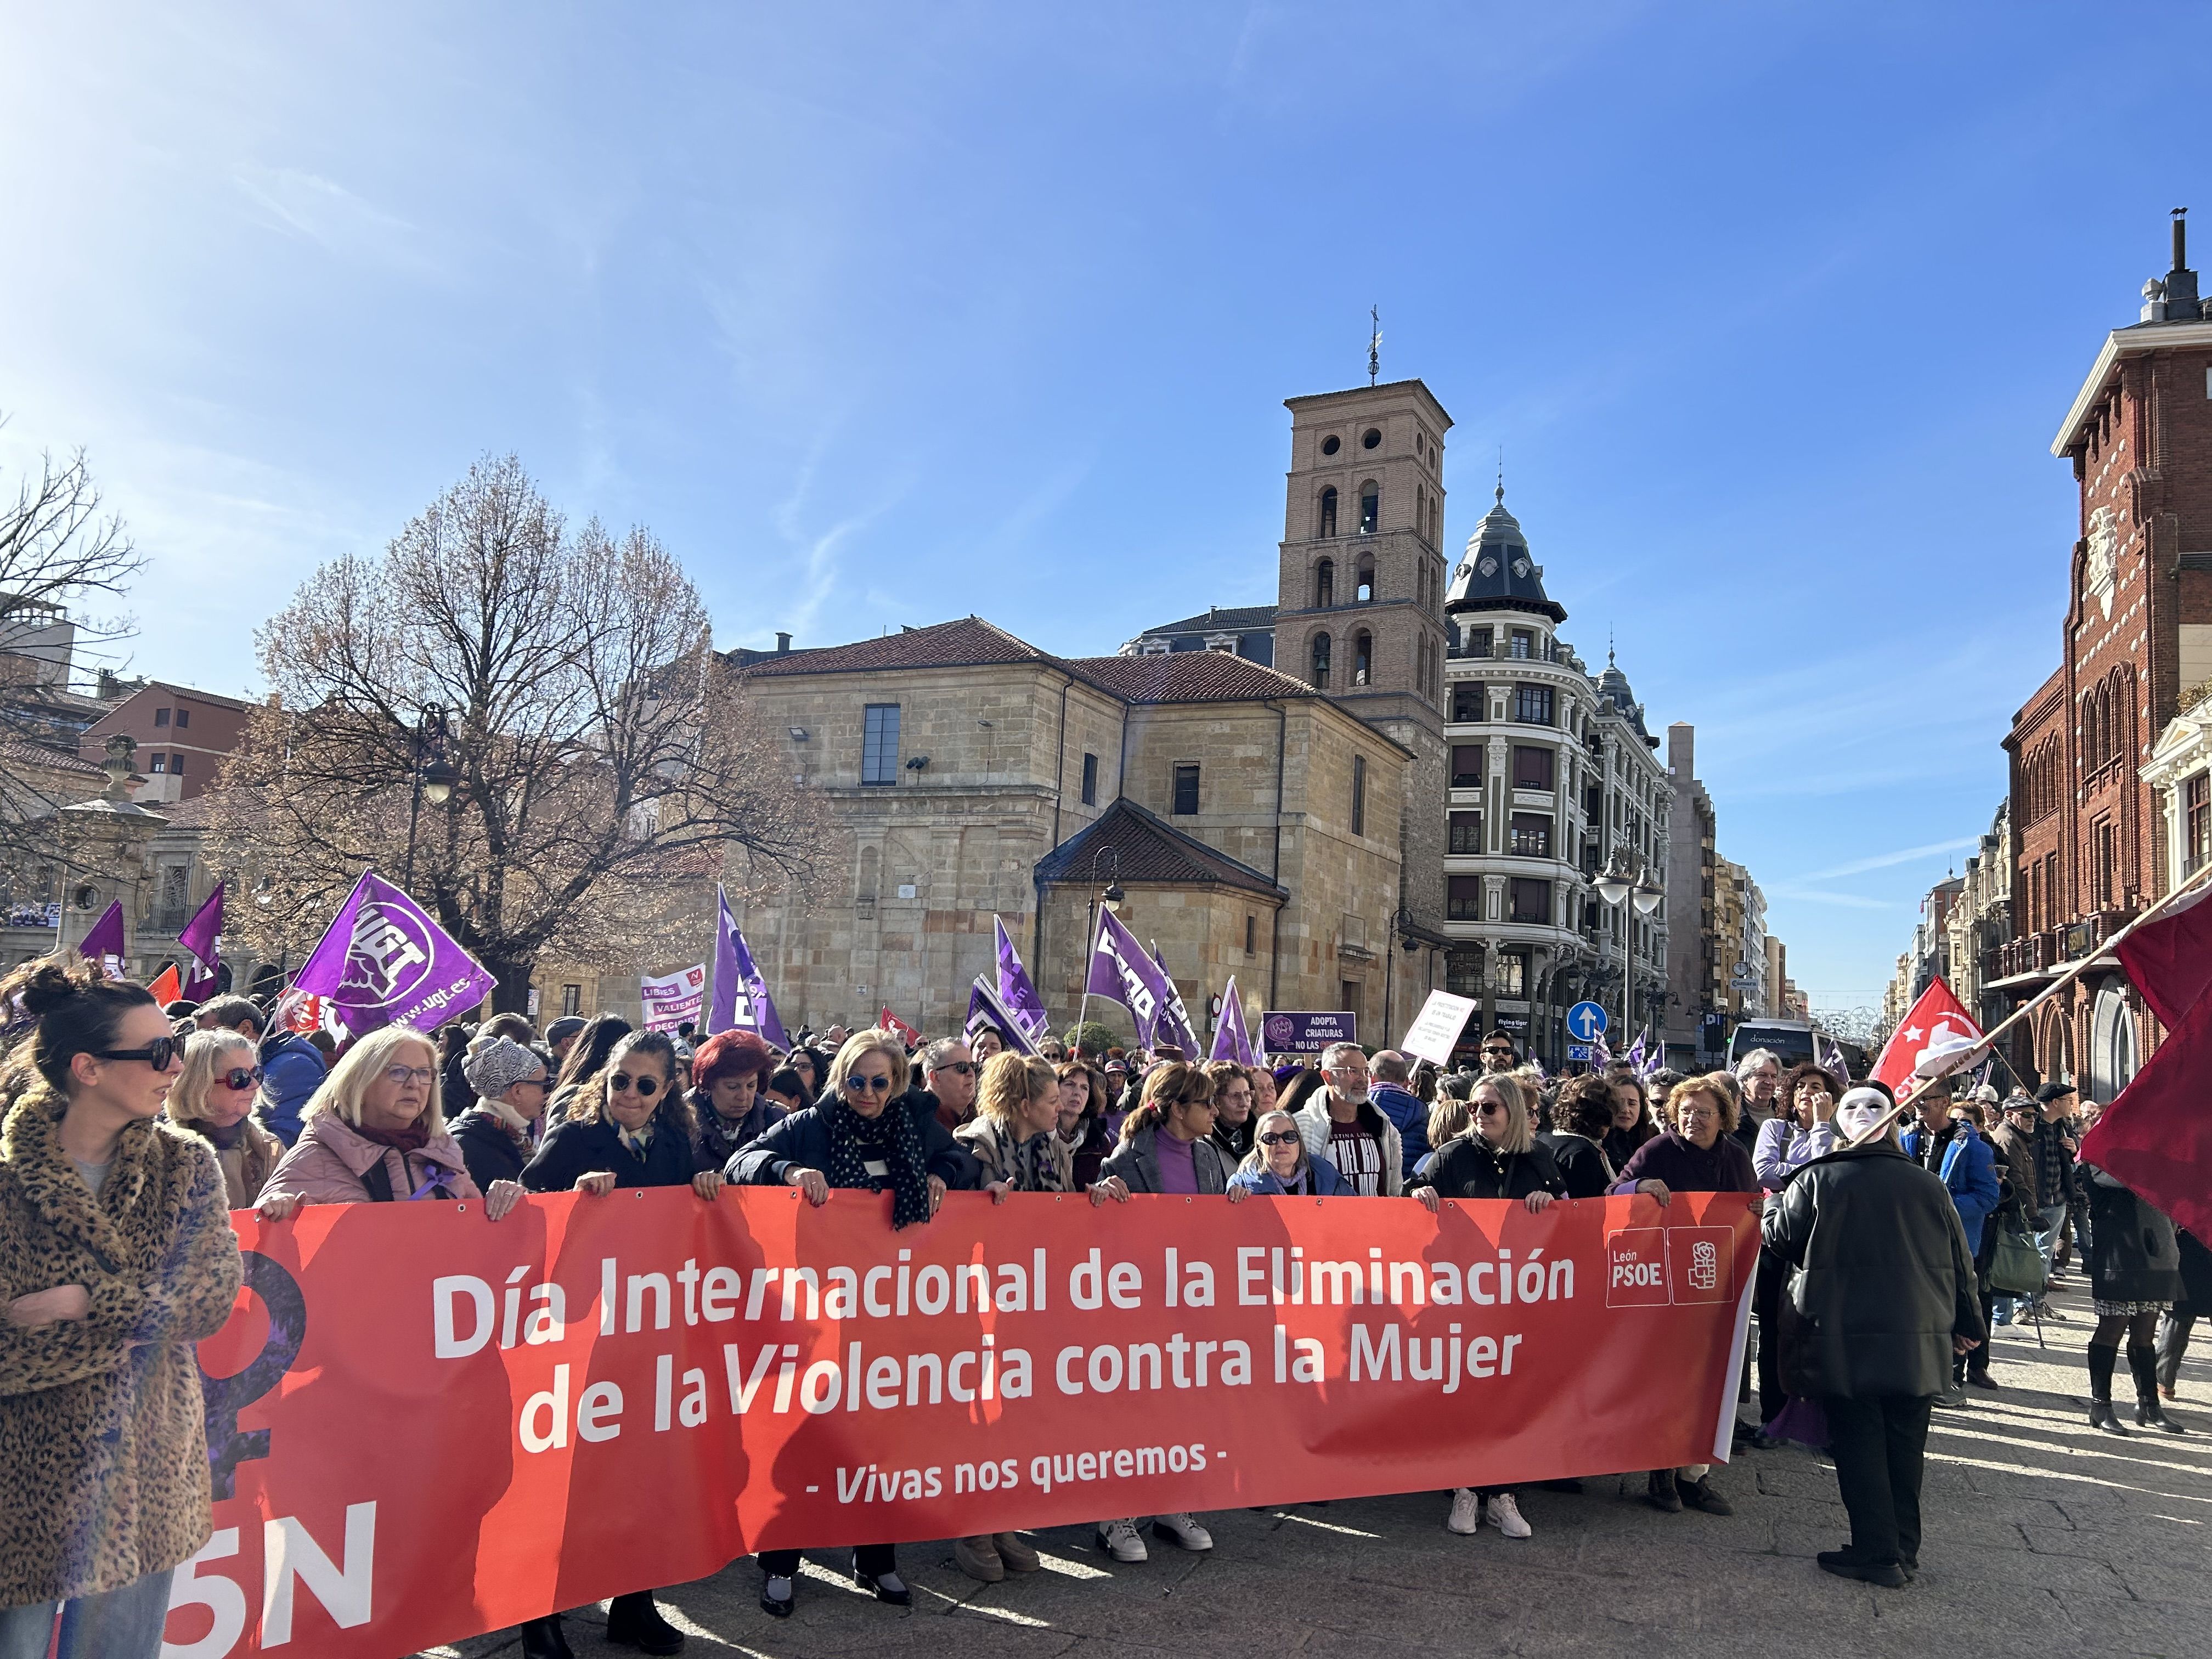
[1355,554,1375,602]
[1315,558,1335,608]
[1318,490,1338,541]
[1446,947,1483,997]
[1351,756,1366,834]
[1311,632,1331,689]
[1451,744,1484,789]
[1358,486,1379,536]
[2190,774,2211,874]
[1361,427,1381,450]
[561,984,582,1017]
[174,708,189,729]
[1173,764,1200,816]
[1494,950,1527,998]
[1353,630,1373,686]
[1448,810,1482,854]
[1448,875,1483,921]
[1451,681,1483,723]
[1509,630,1534,660]
[1515,684,1554,725]
[1509,812,1551,857]
[170,753,184,775]
[1513,746,1555,791]
[1509,879,1551,924]
[149,754,166,773]
[1245,913,1256,955]
[1081,752,1098,806]
[1471,627,1493,658]
[861,704,901,785]
[2093,815,2116,907]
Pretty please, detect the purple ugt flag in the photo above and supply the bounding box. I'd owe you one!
[78,900,126,969]
[1085,908,1173,1047]
[967,976,1039,1056]
[292,870,496,1037]
[710,884,788,1048]
[178,885,223,998]
[1149,941,1201,1056]
[993,915,1050,1042]
[1210,974,1257,1066]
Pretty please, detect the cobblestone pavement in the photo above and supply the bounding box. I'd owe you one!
[424,1273,2210,1659]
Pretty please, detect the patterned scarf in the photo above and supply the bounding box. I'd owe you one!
[826,1096,931,1228]
[1012,1129,1069,1194]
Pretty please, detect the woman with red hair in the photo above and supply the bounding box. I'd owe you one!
[689,1029,783,1168]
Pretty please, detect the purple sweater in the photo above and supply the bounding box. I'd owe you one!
[1612,1130,1759,1197]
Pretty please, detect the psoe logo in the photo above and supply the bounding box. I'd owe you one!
[1604,1228,1669,1308]
[1666,1227,1734,1305]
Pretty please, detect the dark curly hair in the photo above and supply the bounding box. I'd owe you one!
[1552,1072,1618,1142]
[1,955,158,1092]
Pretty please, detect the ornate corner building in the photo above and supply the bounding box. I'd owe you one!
[1997,212,2212,1099]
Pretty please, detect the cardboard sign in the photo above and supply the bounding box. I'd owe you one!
[1398,990,1479,1067]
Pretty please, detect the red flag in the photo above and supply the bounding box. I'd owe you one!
[879,1007,922,1050]
[1869,978,1982,1096]
[2083,887,2212,1240]
[147,963,181,1005]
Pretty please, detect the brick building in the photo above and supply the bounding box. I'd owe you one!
[79,680,250,805]
[1996,212,2212,1098]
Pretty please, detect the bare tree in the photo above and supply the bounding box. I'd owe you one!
[205,455,826,1009]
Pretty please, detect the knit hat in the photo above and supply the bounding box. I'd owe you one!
[464,1037,543,1101]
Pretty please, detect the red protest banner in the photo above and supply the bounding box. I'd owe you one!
[173,1188,1756,1656]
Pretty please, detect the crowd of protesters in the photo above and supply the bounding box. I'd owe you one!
[1,953,2195,1656]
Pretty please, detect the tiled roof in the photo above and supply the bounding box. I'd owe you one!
[737,618,1054,679]
[1064,651,1318,704]
[1035,799,1287,900]
[0,737,102,776]
[1137,605,1278,636]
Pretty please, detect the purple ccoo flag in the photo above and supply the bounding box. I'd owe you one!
[1149,941,1201,1056]
[1209,975,1256,1065]
[993,915,1050,1042]
[966,975,1039,1056]
[178,885,224,998]
[292,870,496,1037]
[77,900,126,969]
[1085,908,1173,1047]
[710,884,788,1048]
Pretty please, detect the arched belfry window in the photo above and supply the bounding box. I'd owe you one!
[1358,483,1379,535]
[1311,632,1332,689]
[1315,558,1335,608]
[1356,554,1375,604]
[1353,630,1373,687]
[1318,486,1338,539]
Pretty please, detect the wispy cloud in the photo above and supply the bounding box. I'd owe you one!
[230,164,433,272]
[1792,837,1982,884]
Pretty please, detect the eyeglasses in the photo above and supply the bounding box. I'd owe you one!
[843,1073,894,1095]
[935,1061,977,1076]
[1481,1047,1514,1058]
[383,1065,437,1088]
[609,1073,662,1098]
[1475,1102,1509,1116]
[99,1037,180,1071]
[218,1066,264,1092]
[1258,1131,1301,1146]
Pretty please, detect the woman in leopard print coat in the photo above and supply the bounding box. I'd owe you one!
[0,959,242,1657]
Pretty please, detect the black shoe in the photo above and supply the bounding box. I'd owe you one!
[2089,1400,2130,1436]
[1966,1370,1998,1391]
[1646,1470,1683,1513]
[606,1592,684,1655]
[1678,1475,1734,1515]
[856,1568,911,1607]
[520,1615,575,1659]
[758,1573,795,1618]
[1818,1549,1907,1588]
[1748,1430,1784,1450]
[2136,1398,2188,1434]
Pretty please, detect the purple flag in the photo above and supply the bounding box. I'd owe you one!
[966,976,1039,1056]
[292,870,496,1037]
[178,885,223,998]
[1085,908,1173,1047]
[709,885,788,1048]
[1149,941,1201,1057]
[1624,1028,1646,1075]
[993,915,1049,1042]
[1210,975,1256,1066]
[78,900,126,969]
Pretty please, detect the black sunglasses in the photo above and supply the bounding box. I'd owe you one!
[1258,1130,1302,1146]
[608,1073,661,1098]
[99,1037,180,1071]
[219,1065,264,1092]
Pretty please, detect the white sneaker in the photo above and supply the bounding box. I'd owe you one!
[1486,1493,1532,1539]
[1152,1513,1214,1551]
[1096,1519,1148,1562]
[1447,1488,1482,1534]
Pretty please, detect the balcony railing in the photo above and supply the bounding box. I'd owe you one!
[147,906,199,933]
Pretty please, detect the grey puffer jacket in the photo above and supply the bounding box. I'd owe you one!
[1762,1141,1985,1400]
[1097,1125,1229,1195]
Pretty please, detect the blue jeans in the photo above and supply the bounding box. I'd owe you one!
[0,1565,173,1659]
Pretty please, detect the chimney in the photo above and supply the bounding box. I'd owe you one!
[775,631,792,654]
[2164,207,2200,319]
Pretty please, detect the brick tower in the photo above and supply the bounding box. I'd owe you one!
[1274,379,1453,942]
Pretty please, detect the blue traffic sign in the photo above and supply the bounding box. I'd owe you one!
[1566,1001,1609,1041]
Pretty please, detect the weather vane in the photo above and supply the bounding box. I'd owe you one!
[1368,306,1380,386]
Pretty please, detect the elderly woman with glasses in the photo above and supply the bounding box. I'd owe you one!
[165,1027,286,1209]
[447,1037,551,1195]
[726,1029,972,1618]
[257,1027,527,1221]
[1228,1109,1352,1195]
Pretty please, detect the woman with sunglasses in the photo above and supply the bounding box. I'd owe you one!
[165,1028,286,1209]
[522,1031,721,1203]
[0,958,242,1659]
[727,1029,970,1619]
[1407,1072,1567,1543]
[545,1013,633,1124]
[449,1037,552,1194]
[1229,1109,1353,1195]
[256,1028,527,1220]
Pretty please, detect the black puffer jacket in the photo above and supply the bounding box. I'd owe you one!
[1762,1141,1984,1399]
[1420,1135,1567,1203]
[2083,1165,2183,1305]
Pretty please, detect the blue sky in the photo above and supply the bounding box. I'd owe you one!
[0,3,2193,1014]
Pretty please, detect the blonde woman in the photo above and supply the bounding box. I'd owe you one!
[166,1029,285,1209]
[257,1027,524,1220]
[961,1053,1131,1209]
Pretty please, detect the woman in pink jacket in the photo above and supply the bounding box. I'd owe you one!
[256,1026,526,1220]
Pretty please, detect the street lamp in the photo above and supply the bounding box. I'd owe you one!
[1074,844,1122,1052]
[1592,856,1643,1048]
[403,705,458,888]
